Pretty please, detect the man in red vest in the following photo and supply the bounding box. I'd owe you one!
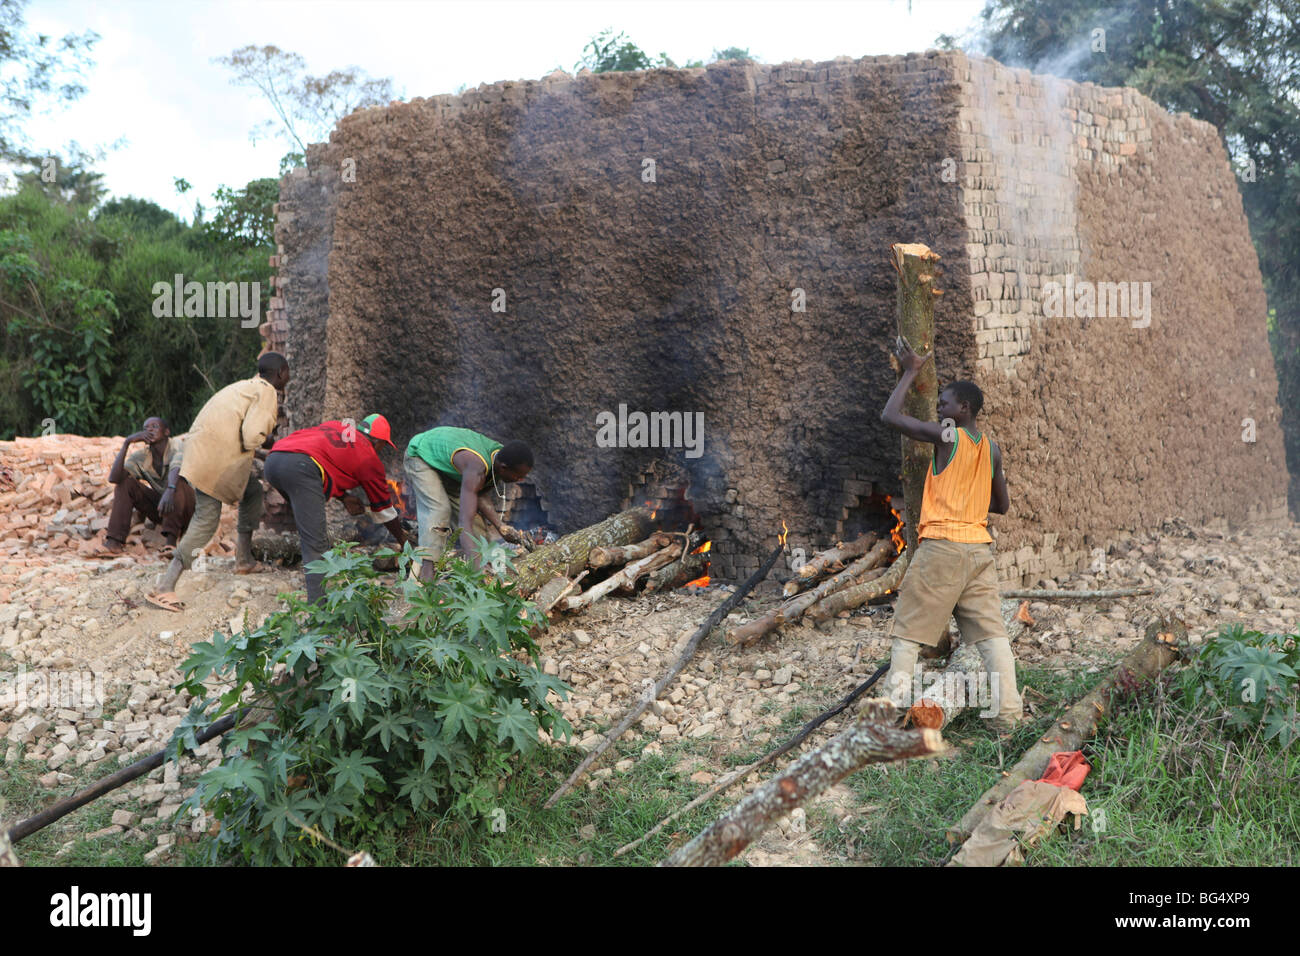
[264,414,409,604]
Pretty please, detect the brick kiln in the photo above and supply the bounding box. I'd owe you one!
[263,50,1288,585]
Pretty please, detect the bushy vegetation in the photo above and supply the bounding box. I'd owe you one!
[167,545,573,865]
[0,181,270,438]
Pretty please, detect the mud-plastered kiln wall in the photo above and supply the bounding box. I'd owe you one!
[266,51,1288,584]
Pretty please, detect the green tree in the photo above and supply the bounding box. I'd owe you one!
[944,0,1300,512]
[711,46,753,63]
[577,29,674,72]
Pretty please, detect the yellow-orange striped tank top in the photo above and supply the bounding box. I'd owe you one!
[918,427,993,544]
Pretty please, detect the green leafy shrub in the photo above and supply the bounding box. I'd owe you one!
[1176,624,1299,747]
[166,545,572,865]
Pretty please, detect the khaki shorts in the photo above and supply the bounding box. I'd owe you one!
[403,452,487,555]
[889,538,1008,648]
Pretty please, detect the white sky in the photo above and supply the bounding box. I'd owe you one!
[16,0,986,218]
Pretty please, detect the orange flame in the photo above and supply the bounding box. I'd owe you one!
[692,541,712,554]
[684,575,711,588]
[884,495,906,554]
[780,519,789,547]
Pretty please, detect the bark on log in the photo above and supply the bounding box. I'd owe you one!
[728,538,895,647]
[645,550,709,592]
[511,507,655,597]
[544,542,786,809]
[905,640,985,730]
[661,700,947,866]
[892,242,940,554]
[946,616,1185,845]
[589,533,674,568]
[1000,587,1155,600]
[615,663,890,859]
[803,550,910,623]
[787,533,879,593]
[561,546,679,611]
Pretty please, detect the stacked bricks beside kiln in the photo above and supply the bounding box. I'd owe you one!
[264,51,1288,587]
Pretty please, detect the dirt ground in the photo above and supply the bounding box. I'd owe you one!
[2,516,1298,864]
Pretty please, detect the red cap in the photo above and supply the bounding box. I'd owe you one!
[360,413,396,449]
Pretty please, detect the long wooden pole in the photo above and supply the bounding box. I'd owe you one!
[891,242,941,554]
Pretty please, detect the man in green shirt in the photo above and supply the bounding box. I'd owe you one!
[403,427,533,573]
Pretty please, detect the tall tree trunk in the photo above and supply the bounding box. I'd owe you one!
[891,242,941,554]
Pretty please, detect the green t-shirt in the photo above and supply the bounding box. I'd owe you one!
[406,427,502,483]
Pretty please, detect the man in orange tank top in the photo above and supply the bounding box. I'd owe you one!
[879,341,1024,732]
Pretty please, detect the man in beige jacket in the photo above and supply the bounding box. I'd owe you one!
[146,352,290,611]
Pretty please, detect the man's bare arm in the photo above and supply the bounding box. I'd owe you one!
[880,343,945,445]
[989,442,1009,515]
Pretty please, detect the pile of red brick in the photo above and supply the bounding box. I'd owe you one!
[0,435,238,563]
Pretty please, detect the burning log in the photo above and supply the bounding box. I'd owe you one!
[905,640,985,730]
[645,547,709,592]
[560,545,680,611]
[784,533,879,595]
[661,700,947,866]
[511,506,656,597]
[589,533,675,568]
[727,537,895,647]
[890,242,940,554]
[803,549,911,623]
[946,617,1185,846]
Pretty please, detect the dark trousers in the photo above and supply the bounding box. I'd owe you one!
[264,451,329,604]
[106,474,195,547]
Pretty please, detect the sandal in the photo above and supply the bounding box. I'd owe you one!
[234,563,271,575]
[145,592,186,612]
[88,543,126,559]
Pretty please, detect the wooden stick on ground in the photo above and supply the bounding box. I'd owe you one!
[544,541,787,809]
[946,616,1184,846]
[1000,587,1155,600]
[803,549,911,623]
[785,533,879,594]
[728,538,895,647]
[560,546,679,611]
[615,662,889,858]
[661,699,947,866]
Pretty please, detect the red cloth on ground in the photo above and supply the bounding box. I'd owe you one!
[1036,750,1090,791]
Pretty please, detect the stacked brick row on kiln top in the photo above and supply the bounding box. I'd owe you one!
[265,50,1288,586]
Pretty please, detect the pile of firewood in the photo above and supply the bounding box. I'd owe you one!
[509,506,711,615]
[725,531,910,647]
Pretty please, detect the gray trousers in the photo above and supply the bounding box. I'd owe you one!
[175,472,264,570]
[264,451,329,604]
